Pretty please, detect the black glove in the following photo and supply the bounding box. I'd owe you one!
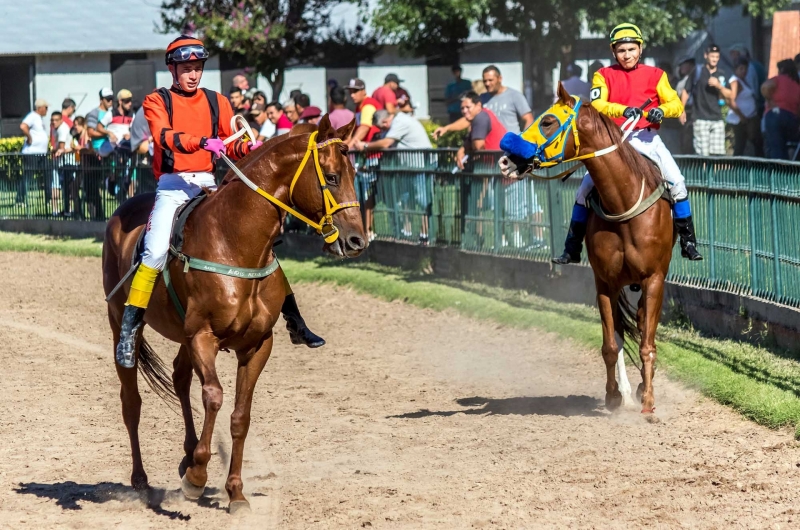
[647,107,664,124]
[622,107,643,120]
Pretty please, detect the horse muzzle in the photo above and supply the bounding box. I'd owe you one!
[324,227,367,258]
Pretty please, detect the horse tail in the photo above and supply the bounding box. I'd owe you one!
[616,290,641,357]
[137,337,179,407]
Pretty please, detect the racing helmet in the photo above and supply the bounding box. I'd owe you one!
[609,23,644,48]
[165,35,209,65]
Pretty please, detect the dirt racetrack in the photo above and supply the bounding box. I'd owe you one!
[1,251,799,529]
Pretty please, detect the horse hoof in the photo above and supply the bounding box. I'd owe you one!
[131,476,149,492]
[605,393,623,411]
[229,499,251,516]
[181,473,205,500]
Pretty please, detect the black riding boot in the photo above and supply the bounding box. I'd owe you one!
[674,216,703,261]
[552,220,587,265]
[282,294,325,348]
[116,305,146,368]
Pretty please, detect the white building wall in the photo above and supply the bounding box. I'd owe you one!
[259,67,327,107]
[357,65,429,118]
[35,53,112,117]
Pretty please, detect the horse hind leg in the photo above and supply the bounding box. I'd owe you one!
[173,346,198,479]
[227,333,274,515]
[109,312,148,490]
[614,330,636,408]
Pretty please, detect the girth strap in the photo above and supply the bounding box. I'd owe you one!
[588,182,666,223]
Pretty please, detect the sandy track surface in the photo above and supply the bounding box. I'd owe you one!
[0,252,799,529]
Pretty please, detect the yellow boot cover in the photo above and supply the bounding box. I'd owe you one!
[126,264,160,308]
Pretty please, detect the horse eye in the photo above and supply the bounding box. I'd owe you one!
[325,173,339,186]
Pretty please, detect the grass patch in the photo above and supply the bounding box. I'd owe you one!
[0,231,102,257]
[2,231,800,437]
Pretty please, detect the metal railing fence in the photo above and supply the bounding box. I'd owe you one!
[3,149,800,309]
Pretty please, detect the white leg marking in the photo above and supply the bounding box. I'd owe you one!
[615,332,636,407]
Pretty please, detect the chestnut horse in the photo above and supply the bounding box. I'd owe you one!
[102,116,364,513]
[512,84,674,414]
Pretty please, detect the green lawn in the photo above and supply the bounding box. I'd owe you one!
[3,230,800,437]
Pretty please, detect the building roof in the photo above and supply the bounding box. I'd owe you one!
[0,0,174,55]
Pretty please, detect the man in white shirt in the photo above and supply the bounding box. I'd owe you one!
[560,63,591,101]
[21,99,49,154]
[51,110,75,216]
[17,99,49,207]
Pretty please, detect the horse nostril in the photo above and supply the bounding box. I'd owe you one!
[347,234,366,251]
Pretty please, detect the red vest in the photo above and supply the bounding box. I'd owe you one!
[356,97,384,141]
[597,64,666,129]
[482,109,507,150]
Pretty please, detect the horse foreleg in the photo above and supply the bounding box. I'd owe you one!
[182,333,222,500]
[110,312,148,490]
[227,333,274,514]
[596,282,624,411]
[172,345,198,479]
[639,275,665,413]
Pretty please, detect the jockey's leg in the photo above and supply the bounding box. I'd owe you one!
[630,130,702,261]
[552,173,592,265]
[280,274,325,348]
[116,173,214,368]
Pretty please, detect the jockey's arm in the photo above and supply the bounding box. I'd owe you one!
[589,71,628,118]
[653,71,684,119]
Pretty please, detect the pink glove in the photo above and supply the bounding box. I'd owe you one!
[201,137,225,156]
[248,140,263,150]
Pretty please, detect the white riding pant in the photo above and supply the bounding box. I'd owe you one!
[141,172,217,270]
[575,128,687,207]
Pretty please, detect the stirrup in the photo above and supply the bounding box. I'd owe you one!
[552,251,580,265]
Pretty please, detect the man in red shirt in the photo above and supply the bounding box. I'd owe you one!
[456,91,506,169]
[372,74,401,114]
[345,78,384,147]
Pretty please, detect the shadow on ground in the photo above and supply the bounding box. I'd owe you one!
[14,481,226,520]
[389,395,605,419]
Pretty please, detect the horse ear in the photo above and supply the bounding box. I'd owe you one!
[317,114,333,139]
[557,82,573,106]
[336,118,356,140]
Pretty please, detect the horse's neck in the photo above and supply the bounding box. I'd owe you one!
[186,155,293,269]
[581,137,643,213]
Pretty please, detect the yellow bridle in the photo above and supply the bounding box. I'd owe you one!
[219,128,360,244]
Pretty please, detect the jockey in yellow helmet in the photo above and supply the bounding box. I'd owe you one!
[551,23,703,264]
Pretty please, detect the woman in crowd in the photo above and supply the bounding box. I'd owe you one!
[727,58,763,156]
[761,59,800,159]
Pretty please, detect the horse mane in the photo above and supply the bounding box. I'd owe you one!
[583,105,664,193]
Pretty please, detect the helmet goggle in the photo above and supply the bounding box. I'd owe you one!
[609,23,644,47]
[166,45,209,65]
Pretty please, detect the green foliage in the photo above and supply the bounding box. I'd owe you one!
[370,0,488,62]
[420,120,466,148]
[0,137,25,153]
[160,0,380,98]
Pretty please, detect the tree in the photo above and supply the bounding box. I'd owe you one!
[369,0,489,65]
[160,0,380,99]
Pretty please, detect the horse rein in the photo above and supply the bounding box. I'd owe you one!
[218,115,360,244]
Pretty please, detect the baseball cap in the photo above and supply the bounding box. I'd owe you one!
[706,44,721,53]
[99,87,114,99]
[117,89,133,100]
[345,78,366,91]
[299,106,322,120]
[385,73,404,84]
[34,98,49,109]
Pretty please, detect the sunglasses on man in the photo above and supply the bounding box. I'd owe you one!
[102,96,113,102]
[120,98,133,104]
